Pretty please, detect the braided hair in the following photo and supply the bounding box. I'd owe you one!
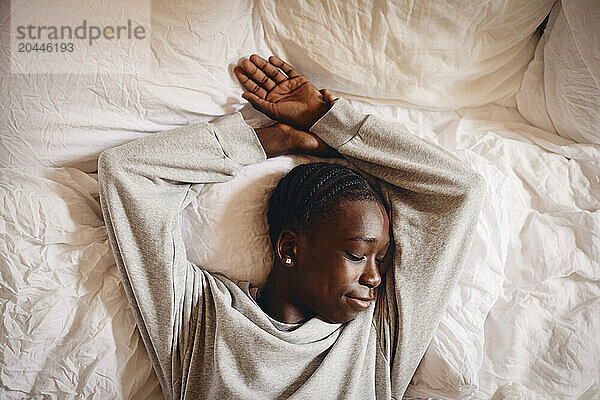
[267,162,385,246]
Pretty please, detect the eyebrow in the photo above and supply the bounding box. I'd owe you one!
[345,236,390,247]
[345,236,377,243]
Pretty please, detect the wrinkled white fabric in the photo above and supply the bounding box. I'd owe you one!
[1,101,599,399]
[0,168,161,399]
[517,0,600,144]
[1,0,600,398]
[0,0,555,173]
[257,0,553,109]
[444,105,600,400]
[515,23,557,135]
[0,0,271,173]
[545,0,600,144]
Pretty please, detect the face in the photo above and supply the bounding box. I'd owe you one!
[290,200,390,324]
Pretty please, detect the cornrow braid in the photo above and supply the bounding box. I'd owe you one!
[267,162,384,246]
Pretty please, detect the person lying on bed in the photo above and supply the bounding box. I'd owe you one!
[98,54,485,400]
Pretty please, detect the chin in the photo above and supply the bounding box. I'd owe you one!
[322,310,358,324]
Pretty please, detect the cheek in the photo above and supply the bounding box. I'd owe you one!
[318,260,357,296]
[300,246,358,298]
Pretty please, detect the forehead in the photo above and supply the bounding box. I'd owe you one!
[314,200,389,243]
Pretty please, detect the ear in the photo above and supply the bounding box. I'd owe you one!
[276,229,298,267]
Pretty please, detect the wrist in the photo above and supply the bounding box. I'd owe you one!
[306,100,332,130]
[255,124,293,158]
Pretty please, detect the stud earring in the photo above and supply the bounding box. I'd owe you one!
[285,258,292,265]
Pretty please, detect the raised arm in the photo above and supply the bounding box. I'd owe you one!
[97,114,266,399]
[309,98,485,396]
[235,55,486,397]
[97,107,338,399]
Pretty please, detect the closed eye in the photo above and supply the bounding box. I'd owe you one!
[345,252,364,262]
[345,252,385,266]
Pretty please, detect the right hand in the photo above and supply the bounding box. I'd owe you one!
[234,55,333,131]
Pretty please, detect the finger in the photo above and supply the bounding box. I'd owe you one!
[249,54,287,85]
[234,66,268,99]
[242,92,275,117]
[320,89,336,104]
[241,57,277,92]
[253,55,287,84]
[268,55,301,78]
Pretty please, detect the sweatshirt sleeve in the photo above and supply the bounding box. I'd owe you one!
[310,98,486,397]
[97,113,266,400]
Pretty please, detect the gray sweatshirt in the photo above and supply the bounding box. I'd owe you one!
[98,98,485,400]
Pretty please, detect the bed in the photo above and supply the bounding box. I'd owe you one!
[1,0,598,398]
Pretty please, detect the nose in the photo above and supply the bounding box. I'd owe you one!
[359,257,381,289]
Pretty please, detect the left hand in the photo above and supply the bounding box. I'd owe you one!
[255,122,339,159]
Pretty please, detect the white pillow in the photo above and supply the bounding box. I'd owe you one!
[1,0,555,172]
[181,154,351,286]
[517,0,600,144]
[0,0,271,172]
[257,0,554,109]
[514,21,557,135]
[181,150,508,398]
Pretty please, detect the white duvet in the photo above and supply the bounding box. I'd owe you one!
[1,0,599,399]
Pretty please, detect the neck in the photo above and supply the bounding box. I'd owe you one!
[258,264,314,324]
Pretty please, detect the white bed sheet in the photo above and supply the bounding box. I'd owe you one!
[1,0,599,398]
[1,100,598,399]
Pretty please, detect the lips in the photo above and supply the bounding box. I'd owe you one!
[345,294,374,311]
